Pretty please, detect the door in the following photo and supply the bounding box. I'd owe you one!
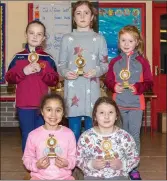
[152,2,167,130]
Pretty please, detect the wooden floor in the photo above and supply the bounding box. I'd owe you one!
[0,128,166,180]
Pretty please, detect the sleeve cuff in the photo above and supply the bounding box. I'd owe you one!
[18,69,26,78]
[122,160,127,172]
[87,160,93,170]
[114,83,119,92]
[87,160,97,171]
[32,160,39,173]
[64,159,76,170]
[131,85,137,94]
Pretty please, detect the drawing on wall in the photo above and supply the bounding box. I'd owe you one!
[99,3,145,61]
[0,3,5,84]
[28,2,72,65]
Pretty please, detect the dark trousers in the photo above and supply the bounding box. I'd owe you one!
[68,116,93,142]
[17,108,44,152]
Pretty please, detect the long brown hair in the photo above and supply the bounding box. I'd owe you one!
[119,25,144,55]
[92,97,122,128]
[72,0,97,30]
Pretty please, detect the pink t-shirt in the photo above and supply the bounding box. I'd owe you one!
[22,125,76,180]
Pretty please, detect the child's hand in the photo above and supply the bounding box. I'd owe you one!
[115,83,124,93]
[36,156,50,169]
[129,84,136,93]
[109,158,122,170]
[23,64,36,75]
[83,69,96,78]
[65,71,78,80]
[31,62,41,73]
[55,156,69,168]
[91,159,106,170]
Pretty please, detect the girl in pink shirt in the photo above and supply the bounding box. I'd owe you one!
[23,93,76,180]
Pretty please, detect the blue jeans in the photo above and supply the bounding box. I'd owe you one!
[17,108,44,152]
[68,116,93,142]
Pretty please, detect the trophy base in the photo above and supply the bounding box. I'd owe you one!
[77,71,84,76]
[104,155,115,160]
[47,154,57,158]
[123,81,130,89]
[123,86,129,89]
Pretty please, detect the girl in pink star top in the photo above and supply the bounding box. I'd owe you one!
[23,93,76,180]
[58,0,108,141]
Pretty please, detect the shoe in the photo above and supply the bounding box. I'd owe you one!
[129,170,142,180]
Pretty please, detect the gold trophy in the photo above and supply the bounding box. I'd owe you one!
[75,55,86,76]
[119,69,131,89]
[101,140,115,160]
[46,135,57,158]
[28,51,39,63]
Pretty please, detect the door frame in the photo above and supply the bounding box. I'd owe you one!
[152,2,167,130]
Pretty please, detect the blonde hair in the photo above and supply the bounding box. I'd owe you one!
[119,25,144,55]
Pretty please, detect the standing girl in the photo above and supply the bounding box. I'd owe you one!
[58,0,108,141]
[23,93,76,180]
[105,25,153,179]
[76,97,139,180]
[5,20,59,152]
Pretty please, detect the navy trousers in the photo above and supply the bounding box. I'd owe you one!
[17,108,44,152]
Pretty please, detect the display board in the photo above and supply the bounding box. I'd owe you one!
[28,2,71,65]
[28,2,146,63]
[99,3,146,61]
[0,3,6,84]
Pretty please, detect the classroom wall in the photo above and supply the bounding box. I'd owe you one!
[1,1,152,127]
[4,1,152,69]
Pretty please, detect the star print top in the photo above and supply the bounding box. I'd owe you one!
[76,127,140,179]
[58,29,108,117]
[22,126,76,180]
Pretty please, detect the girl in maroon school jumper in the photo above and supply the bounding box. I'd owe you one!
[5,20,59,152]
[105,25,153,180]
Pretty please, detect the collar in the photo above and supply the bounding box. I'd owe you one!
[120,50,139,60]
[25,43,43,53]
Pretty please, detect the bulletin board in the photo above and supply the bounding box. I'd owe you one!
[28,2,146,63]
[28,2,99,65]
[99,3,146,61]
[0,3,6,84]
[28,2,72,65]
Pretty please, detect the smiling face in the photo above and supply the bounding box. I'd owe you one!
[25,23,45,48]
[119,32,138,55]
[41,99,64,130]
[74,4,94,31]
[95,103,117,130]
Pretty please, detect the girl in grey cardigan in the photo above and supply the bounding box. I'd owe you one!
[58,0,108,141]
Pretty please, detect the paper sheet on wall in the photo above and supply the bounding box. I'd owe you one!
[33,2,71,65]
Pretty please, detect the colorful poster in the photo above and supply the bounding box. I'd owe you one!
[99,7,142,61]
[0,3,5,84]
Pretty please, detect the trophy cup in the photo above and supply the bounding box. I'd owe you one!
[28,51,39,63]
[46,135,57,158]
[75,55,86,76]
[101,140,115,160]
[119,69,131,89]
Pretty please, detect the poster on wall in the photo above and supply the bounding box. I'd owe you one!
[99,3,146,61]
[28,2,71,65]
[0,3,5,84]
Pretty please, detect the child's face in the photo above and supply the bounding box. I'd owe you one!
[25,23,45,48]
[74,4,94,30]
[95,103,117,129]
[41,99,64,130]
[119,32,138,55]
